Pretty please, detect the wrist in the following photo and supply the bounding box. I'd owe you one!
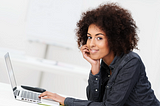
[91,61,100,75]
[91,69,99,75]
[59,97,65,105]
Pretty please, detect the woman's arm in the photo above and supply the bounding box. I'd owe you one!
[39,56,142,106]
[80,45,100,75]
[64,57,142,106]
[81,45,104,101]
[86,70,103,102]
[39,45,102,105]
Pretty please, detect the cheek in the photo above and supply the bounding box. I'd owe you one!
[86,40,90,47]
[98,42,108,48]
[102,46,109,53]
[99,42,110,51]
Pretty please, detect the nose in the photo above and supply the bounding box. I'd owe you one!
[89,38,96,48]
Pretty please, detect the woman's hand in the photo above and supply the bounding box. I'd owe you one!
[80,45,100,75]
[39,91,65,105]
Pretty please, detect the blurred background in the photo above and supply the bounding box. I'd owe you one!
[0,0,160,100]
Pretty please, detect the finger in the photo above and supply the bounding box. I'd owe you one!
[82,50,90,58]
[39,91,49,97]
[83,54,92,61]
[41,94,58,102]
[81,46,89,53]
[80,45,88,51]
[82,49,89,54]
[82,51,98,63]
[39,92,46,98]
[41,95,54,100]
[82,46,88,50]
[41,96,49,99]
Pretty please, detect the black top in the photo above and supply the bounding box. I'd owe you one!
[64,51,160,106]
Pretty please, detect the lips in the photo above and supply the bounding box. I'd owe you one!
[90,49,99,54]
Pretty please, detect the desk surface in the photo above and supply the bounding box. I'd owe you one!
[0,82,62,106]
[0,82,40,106]
[0,52,88,99]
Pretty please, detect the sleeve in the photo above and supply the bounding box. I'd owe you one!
[86,70,103,102]
[64,58,142,106]
[86,61,109,102]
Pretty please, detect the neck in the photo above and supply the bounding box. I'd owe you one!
[102,50,115,66]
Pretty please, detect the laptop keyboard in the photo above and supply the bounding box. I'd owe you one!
[15,90,40,102]
[14,89,20,96]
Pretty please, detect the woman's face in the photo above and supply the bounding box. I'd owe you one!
[87,24,111,60]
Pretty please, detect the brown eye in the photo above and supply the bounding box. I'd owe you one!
[87,36,92,39]
[97,37,102,40]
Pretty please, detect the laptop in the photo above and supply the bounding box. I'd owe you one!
[4,52,59,105]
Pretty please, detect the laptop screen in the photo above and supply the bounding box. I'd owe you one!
[4,53,17,92]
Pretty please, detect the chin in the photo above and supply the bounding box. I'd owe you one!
[90,55,101,60]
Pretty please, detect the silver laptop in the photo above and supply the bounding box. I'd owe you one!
[4,52,59,105]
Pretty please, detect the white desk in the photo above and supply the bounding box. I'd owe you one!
[0,82,84,106]
[0,82,40,106]
[0,53,88,99]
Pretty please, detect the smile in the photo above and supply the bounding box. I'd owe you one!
[90,49,99,54]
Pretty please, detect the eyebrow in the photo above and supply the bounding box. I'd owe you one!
[87,33,105,36]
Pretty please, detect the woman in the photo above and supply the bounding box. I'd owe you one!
[39,2,160,106]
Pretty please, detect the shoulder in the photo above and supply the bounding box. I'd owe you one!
[115,52,145,77]
[120,51,144,68]
[124,51,141,62]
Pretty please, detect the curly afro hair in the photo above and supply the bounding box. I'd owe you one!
[76,2,139,56]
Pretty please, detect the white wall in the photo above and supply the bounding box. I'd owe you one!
[0,0,27,51]
[0,0,160,99]
[0,0,45,87]
[119,0,160,99]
